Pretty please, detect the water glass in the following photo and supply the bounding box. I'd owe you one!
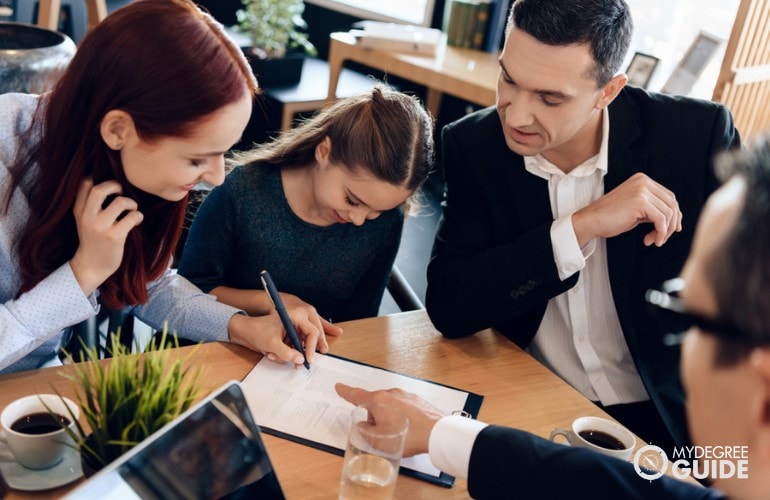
[338,403,409,500]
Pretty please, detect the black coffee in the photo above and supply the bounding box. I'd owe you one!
[10,412,70,435]
[578,429,626,450]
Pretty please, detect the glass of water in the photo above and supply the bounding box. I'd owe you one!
[338,403,409,500]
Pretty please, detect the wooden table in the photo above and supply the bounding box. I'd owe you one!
[327,32,499,117]
[0,310,653,498]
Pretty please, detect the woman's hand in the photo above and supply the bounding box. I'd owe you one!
[209,288,347,354]
[227,312,337,367]
[69,179,144,296]
[280,293,343,356]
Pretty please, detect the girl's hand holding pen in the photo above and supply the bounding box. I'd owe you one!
[227,269,344,369]
[227,313,324,368]
[281,293,344,356]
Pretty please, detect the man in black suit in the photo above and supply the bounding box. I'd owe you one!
[336,136,770,498]
[425,0,740,450]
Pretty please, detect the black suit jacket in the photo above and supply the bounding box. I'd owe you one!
[467,426,724,499]
[426,86,740,446]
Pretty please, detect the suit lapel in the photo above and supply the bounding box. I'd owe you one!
[479,109,554,229]
[605,91,646,341]
[605,91,644,192]
[507,155,553,228]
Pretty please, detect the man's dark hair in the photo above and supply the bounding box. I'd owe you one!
[507,0,633,87]
[708,136,770,366]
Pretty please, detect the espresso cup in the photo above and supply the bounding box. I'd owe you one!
[549,416,635,460]
[0,394,80,469]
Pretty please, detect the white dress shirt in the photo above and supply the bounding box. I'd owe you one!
[429,415,488,479]
[524,108,648,406]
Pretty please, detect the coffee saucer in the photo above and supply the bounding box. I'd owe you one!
[0,440,83,491]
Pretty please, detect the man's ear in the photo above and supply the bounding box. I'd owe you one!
[315,136,332,167]
[100,110,135,151]
[596,73,627,109]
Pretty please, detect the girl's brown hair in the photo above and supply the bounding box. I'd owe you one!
[235,85,434,193]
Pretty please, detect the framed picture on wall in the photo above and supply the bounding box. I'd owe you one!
[661,31,723,96]
[625,52,660,89]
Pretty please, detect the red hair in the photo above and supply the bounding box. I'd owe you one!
[10,0,258,308]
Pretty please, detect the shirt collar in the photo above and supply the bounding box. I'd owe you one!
[524,107,610,180]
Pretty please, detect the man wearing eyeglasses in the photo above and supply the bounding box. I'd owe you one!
[338,136,770,497]
[426,0,740,453]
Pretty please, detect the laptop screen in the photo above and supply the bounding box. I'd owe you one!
[67,381,284,499]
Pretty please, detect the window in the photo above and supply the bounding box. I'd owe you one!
[624,0,741,98]
[304,0,437,26]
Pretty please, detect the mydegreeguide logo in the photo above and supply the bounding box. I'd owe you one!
[633,444,749,481]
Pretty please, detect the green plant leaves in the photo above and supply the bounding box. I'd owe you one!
[56,326,205,467]
[236,0,317,58]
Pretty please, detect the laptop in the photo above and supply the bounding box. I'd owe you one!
[66,381,285,499]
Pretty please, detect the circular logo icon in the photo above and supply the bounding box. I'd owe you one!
[633,444,668,481]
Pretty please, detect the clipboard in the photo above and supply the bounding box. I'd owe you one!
[240,353,484,488]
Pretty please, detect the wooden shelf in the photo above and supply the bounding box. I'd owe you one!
[327,31,499,118]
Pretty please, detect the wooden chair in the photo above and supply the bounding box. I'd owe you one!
[36,0,106,33]
[712,0,770,140]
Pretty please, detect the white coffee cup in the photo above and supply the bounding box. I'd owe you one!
[549,416,636,460]
[0,394,80,469]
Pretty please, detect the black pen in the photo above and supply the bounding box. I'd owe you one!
[260,270,310,370]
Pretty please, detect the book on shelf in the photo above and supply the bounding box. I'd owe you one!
[461,1,476,49]
[483,0,511,53]
[473,1,490,50]
[446,0,491,50]
[349,21,444,56]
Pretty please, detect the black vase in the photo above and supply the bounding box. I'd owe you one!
[244,48,305,87]
[79,434,126,478]
[79,451,101,478]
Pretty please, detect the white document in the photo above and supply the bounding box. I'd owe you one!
[348,21,445,56]
[240,353,474,479]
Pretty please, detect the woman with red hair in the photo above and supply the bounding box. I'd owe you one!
[0,0,329,373]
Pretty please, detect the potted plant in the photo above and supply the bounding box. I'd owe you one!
[235,0,317,86]
[56,330,205,475]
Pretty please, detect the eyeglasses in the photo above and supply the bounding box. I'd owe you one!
[645,278,754,346]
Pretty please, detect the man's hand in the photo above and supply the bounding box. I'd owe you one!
[572,172,682,247]
[335,383,445,457]
[70,179,143,295]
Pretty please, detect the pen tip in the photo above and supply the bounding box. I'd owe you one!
[303,361,311,370]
